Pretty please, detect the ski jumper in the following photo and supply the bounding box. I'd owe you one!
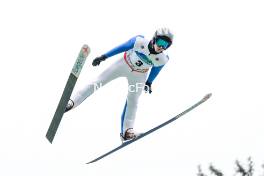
[71,35,169,135]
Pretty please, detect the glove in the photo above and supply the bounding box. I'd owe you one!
[144,81,152,94]
[92,55,107,66]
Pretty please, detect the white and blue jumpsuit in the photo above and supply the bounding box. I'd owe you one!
[71,35,169,135]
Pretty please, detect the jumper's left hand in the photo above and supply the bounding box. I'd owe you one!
[144,82,152,94]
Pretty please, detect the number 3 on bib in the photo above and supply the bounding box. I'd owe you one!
[135,60,143,67]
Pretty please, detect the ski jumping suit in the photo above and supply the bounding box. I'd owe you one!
[71,35,169,135]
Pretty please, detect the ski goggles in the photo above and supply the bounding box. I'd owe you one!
[155,38,170,49]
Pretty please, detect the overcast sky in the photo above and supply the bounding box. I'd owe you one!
[1,0,264,175]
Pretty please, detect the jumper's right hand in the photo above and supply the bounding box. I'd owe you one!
[92,55,107,66]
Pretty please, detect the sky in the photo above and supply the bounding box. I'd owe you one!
[0,0,264,175]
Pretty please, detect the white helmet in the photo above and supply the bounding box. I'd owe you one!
[153,28,174,49]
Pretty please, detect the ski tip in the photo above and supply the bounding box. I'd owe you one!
[82,44,91,58]
[203,93,212,101]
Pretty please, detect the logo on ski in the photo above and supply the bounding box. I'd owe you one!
[72,45,90,78]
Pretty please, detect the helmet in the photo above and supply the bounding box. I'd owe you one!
[153,28,174,49]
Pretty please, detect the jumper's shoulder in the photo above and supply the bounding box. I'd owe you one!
[151,52,169,67]
[134,35,149,47]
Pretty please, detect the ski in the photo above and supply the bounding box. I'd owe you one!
[46,45,90,143]
[86,93,212,164]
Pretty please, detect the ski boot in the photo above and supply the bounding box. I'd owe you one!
[65,99,74,112]
[120,128,142,143]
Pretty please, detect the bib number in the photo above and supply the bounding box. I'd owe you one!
[135,60,143,67]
